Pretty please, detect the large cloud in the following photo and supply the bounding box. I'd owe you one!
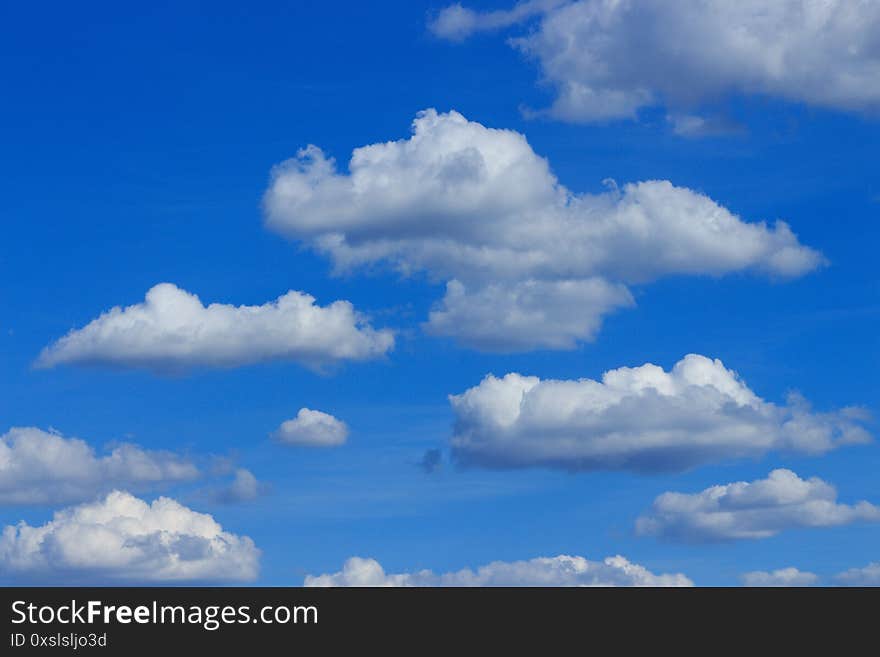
[741,568,818,587]
[36,283,394,373]
[209,469,262,504]
[304,554,692,587]
[636,469,880,542]
[0,491,259,583]
[263,109,822,350]
[450,354,870,472]
[272,408,349,447]
[431,1,880,123]
[0,427,199,505]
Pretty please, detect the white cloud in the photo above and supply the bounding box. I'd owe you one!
[667,113,745,139]
[0,491,259,583]
[433,1,880,123]
[450,354,870,472]
[272,408,349,447]
[304,554,692,587]
[637,469,880,542]
[264,109,822,350]
[836,562,880,586]
[741,567,818,587]
[36,283,394,373]
[0,427,199,505]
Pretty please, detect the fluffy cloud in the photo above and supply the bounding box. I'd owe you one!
[667,113,745,139]
[836,562,880,586]
[637,469,880,542]
[432,1,880,123]
[304,554,692,587]
[36,283,394,373]
[0,427,199,505]
[272,408,349,447]
[450,354,869,472]
[264,110,822,350]
[741,567,818,587]
[0,491,259,583]
[418,448,443,474]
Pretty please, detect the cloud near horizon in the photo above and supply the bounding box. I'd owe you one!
[741,567,818,587]
[304,554,692,587]
[272,408,349,447]
[0,427,199,506]
[0,491,259,583]
[264,109,823,351]
[36,283,394,373]
[836,562,880,586]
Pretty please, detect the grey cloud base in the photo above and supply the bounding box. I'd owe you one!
[450,355,869,473]
[836,562,880,585]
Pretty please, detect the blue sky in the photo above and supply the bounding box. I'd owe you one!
[1,1,879,586]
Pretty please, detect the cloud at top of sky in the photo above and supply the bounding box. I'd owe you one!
[449,354,870,473]
[304,554,692,587]
[0,491,259,584]
[263,109,823,351]
[637,468,880,542]
[741,567,818,587]
[0,427,200,506]
[429,1,880,125]
[36,283,394,374]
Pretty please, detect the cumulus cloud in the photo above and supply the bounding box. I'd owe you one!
[304,554,692,587]
[36,283,394,373]
[272,408,349,447]
[0,491,259,583]
[0,427,199,505]
[264,110,822,350]
[450,354,870,472]
[836,562,880,586]
[636,469,880,542]
[432,1,880,123]
[741,567,818,587]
